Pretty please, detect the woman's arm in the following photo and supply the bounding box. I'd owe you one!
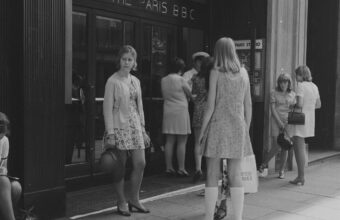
[295,83,304,108]
[271,103,285,129]
[199,69,219,141]
[315,98,321,109]
[103,79,115,135]
[182,77,193,101]
[137,79,145,129]
[243,72,252,130]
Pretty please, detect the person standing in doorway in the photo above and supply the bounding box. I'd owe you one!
[161,57,192,177]
[183,51,210,90]
[290,65,321,186]
[191,56,214,183]
[103,45,150,216]
[199,37,253,220]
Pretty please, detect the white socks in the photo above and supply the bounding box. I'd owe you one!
[230,187,244,220]
[204,187,218,220]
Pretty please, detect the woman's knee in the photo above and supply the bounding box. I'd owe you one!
[227,159,242,187]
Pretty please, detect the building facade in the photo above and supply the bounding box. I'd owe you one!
[0,0,339,218]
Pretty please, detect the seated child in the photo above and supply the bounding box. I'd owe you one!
[0,112,22,220]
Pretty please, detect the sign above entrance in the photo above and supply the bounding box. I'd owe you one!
[100,0,205,24]
[235,39,263,50]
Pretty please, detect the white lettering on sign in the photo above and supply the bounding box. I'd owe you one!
[112,0,195,20]
[235,39,263,50]
[112,0,131,6]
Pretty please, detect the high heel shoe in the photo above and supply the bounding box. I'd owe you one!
[128,202,150,213]
[117,206,131,216]
[289,178,305,186]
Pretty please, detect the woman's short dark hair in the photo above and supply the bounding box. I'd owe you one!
[276,73,292,92]
[168,57,185,74]
[0,112,10,135]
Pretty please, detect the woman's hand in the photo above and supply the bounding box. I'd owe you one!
[106,134,115,147]
[279,121,286,130]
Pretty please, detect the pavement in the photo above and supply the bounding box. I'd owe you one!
[66,154,340,220]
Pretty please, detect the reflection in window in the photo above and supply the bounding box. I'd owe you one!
[65,12,88,165]
[151,26,169,98]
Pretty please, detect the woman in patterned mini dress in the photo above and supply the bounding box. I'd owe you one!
[103,45,150,216]
[199,37,253,220]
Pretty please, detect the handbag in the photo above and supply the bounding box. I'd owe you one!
[240,154,258,193]
[99,133,125,182]
[277,129,293,150]
[288,105,305,125]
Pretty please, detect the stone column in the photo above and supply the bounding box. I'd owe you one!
[264,0,308,173]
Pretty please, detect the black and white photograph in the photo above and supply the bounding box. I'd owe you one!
[1,0,340,219]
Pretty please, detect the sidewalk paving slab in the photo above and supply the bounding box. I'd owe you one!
[68,155,340,220]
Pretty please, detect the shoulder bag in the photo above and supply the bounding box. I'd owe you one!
[288,105,305,125]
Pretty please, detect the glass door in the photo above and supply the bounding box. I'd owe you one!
[65,8,136,181]
[140,23,177,174]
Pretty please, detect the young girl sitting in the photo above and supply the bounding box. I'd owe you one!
[0,112,22,220]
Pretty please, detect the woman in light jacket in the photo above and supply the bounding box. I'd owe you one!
[103,45,150,216]
[290,65,321,186]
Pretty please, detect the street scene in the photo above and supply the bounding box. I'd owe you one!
[1,0,340,220]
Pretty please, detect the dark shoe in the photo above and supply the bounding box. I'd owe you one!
[128,202,150,213]
[177,169,190,177]
[192,170,203,183]
[289,177,305,186]
[117,206,131,216]
[214,202,227,220]
[165,169,176,177]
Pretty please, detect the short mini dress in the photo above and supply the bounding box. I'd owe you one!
[112,80,145,150]
[192,76,207,128]
[270,90,296,137]
[201,69,253,158]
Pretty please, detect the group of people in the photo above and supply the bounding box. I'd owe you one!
[259,66,321,187]
[99,36,321,220]
[0,38,321,220]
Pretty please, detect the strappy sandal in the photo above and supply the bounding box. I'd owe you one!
[165,169,176,176]
[177,170,189,177]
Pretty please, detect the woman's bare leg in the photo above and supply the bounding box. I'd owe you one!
[164,134,176,171]
[0,176,15,220]
[176,135,188,171]
[129,149,147,208]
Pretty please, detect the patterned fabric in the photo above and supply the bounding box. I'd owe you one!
[192,76,207,128]
[202,69,253,158]
[113,81,145,150]
[221,159,230,199]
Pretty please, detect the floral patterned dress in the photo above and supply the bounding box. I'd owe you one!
[192,76,207,128]
[113,80,145,150]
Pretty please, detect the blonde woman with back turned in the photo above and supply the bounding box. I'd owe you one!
[199,37,254,220]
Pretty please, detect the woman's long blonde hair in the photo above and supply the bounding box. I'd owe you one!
[214,37,241,73]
